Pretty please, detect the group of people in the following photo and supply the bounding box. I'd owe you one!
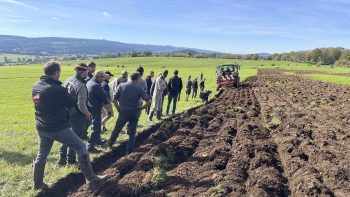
[185,73,206,101]
[31,60,213,190]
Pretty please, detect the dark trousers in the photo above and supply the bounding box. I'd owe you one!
[88,108,102,148]
[192,89,198,98]
[108,109,140,154]
[60,109,86,161]
[166,94,178,115]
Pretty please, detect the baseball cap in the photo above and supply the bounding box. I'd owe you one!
[95,70,106,77]
[105,71,114,76]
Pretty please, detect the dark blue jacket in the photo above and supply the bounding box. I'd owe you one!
[32,76,76,132]
[167,76,183,96]
[86,77,109,110]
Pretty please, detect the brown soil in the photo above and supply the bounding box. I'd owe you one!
[37,69,350,197]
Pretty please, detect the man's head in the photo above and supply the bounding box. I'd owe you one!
[121,70,128,78]
[105,71,114,81]
[136,66,144,77]
[162,70,168,78]
[149,71,154,78]
[174,70,178,76]
[188,75,191,80]
[130,72,140,83]
[94,70,106,83]
[74,63,89,79]
[87,62,96,73]
[44,61,61,80]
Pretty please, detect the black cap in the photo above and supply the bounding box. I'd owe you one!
[105,71,114,76]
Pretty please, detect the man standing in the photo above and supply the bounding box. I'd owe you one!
[32,61,106,190]
[101,71,114,132]
[59,63,91,166]
[86,71,109,153]
[107,72,151,154]
[185,75,192,101]
[145,71,154,114]
[199,78,206,91]
[110,70,128,98]
[149,70,168,121]
[166,70,182,115]
[192,77,198,98]
[86,62,96,82]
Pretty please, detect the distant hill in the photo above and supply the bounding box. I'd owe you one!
[0,35,216,56]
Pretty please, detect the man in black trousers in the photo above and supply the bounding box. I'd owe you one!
[166,70,182,115]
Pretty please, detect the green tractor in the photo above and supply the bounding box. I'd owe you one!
[216,64,240,90]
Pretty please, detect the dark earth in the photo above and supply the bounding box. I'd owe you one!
[37,69,350,197]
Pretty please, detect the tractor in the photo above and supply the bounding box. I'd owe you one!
[216,64,240,90]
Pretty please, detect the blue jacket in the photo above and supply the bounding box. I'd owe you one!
[86,77,109,110]
[32,76,76,132]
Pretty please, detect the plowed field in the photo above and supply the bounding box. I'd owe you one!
[38,69,350,197]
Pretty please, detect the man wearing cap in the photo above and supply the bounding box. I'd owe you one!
[166,70,182,115]
[110,70,128,98]
[149,70,168,121]
[107,72,151,154]
[32,61,106,190]
[145,71,154,115]
[101,71,114,132]
[86,70,110,153]
[58,63,91,166]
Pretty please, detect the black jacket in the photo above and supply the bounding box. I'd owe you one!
[145,76,153,96]
[86,77,109,110]
[167,75,183,95]
[32,76,76,132]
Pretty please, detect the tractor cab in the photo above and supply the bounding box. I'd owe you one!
[216,64,240,90]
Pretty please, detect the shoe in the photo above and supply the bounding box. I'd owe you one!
[78,154,108,187]
[81,134,89,141]
[88,146,101,154]
[102,126,107,132]
[33,162,49,190]
[58,156,66,167]
[148,111,154,121]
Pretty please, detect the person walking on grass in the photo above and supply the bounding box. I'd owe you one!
[166,70,182,115]
[101,71,114,132]
[149,70,168,121]
[86,71,110,153]
[192,77,198,98]
[145,71,154,115]
[185,75,192,101]
[199,77,206,91]
[58,63,91,166]
[107,72,151,154]
[32,61,106,190]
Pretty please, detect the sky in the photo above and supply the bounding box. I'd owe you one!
[0,0,350,53]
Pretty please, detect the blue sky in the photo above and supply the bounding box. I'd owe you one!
[0,0,350,53]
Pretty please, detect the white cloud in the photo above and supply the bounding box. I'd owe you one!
[50,17,60,21]
[102,11,112,19]
[0,0,38,10]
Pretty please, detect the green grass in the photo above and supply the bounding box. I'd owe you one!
[2,56,350,196]
[305,74,350,85]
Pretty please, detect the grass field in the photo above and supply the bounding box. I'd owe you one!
[1,57,350,196]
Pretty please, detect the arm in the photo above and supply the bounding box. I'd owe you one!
[112,99,120,112]
[179,78,183,92]
[140,87,152,110]
[77,87,91,117]
[167,77,172,91]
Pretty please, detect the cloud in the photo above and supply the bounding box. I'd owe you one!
[0,0,38,10]
[102,11,112,19]
[50,17,61,21]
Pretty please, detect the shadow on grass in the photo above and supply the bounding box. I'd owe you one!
[0,149,36,166]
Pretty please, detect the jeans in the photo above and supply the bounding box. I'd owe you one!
[166,94,178,115]
[60,109,86,161]
[192,89,198,98]
[88,108,102,148]
[108,109,140,154]
[35,128,87,165]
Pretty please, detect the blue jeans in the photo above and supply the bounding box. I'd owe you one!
[60,109,86,161]
[88,108,102,148]
[108,109,139,154]
[166,94,178,115]
[35,128,87,165]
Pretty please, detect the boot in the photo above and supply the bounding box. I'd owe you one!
[78,154,107,187]
[33,162,49,190]
[148,111,154,121]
